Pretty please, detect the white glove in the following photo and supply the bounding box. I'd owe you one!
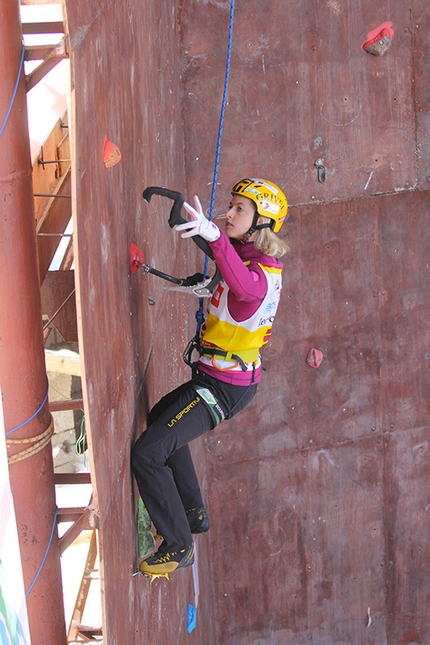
[176,195,221,242]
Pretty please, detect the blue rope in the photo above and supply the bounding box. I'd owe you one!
[195,0,235,336]
[25,506,59,597]
[208,0,235,224]
[5,379,49,437]
[0,42,26,137]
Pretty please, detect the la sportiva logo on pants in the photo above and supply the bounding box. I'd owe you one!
[167,396,200,427]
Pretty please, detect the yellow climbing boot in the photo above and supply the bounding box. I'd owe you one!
[139,544,194,577]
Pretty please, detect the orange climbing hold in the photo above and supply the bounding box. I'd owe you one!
[103,136,122,167]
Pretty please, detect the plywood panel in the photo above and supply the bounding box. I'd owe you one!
[65,0,430,642]
[181,0,423,207]
[65,0,216,642]
[204,190,430,644]
[414,0,430,189]
[208,438,386,645]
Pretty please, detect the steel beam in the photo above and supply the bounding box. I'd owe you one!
[0,1,66,643]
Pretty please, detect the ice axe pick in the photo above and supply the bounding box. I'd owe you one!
[129,243,183,285]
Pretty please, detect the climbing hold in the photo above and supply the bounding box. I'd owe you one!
[362,22,394,57]
[130,243,144,274]
[306,348,323,368]
[103,136,122,167]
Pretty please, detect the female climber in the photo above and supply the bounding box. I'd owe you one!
[131,178,289,577]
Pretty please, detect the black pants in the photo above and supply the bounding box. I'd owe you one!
[131,371,257,551]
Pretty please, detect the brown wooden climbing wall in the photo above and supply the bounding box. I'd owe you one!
[180,0,430,642]
[182,0,428,206]
[64,1,215,643]
[204,189,430,644]
[66,0,430,643]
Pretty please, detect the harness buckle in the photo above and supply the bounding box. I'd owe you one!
[183,336,201,376]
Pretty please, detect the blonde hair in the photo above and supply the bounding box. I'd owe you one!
[254,216,290,258]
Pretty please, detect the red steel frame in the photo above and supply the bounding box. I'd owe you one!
[0,1,66,643]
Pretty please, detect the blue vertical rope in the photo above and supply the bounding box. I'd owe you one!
[0,42,26,137]
[208,0,235,224]
[25,507,59,597]
[5,380,49,437]
[195,0,235,337]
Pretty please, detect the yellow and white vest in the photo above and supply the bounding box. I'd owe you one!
[201,262,282,360]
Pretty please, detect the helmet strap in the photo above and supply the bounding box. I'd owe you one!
[238,211,258,244]
[239,226,256,244]
[238,213,272,244]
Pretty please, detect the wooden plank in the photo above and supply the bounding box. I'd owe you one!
[22,21,64,34]
[32,114,69,221]
[60,235,74,271]
[58,507,92,554]
[207,189,430,643]
[57,509,87,523]
[50,398,84,412]
[64,0,205,642]
[67,531,99,642]
[57,506,88,516]
[21,0,62,4]
[54,472,91,484]
[25,43,65,61]
[26,53,66,92]
[208,439,386,643]
[36,167,72,282]
[45,349,81,376]
[414,0,430,189]
[41,270,77,342]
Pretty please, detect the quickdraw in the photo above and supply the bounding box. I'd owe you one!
[130,186,221,297]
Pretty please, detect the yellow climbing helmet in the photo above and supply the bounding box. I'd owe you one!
[231,178,288,233]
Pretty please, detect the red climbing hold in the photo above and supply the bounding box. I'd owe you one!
[306,348,323,368]
[130,243,144,274]
[103,136,122,167]
[362,22,394,57]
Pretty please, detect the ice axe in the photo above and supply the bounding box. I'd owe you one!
[130,242,221,296]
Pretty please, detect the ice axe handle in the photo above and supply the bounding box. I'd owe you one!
[142,264,183,285]
[142,186,214,261]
